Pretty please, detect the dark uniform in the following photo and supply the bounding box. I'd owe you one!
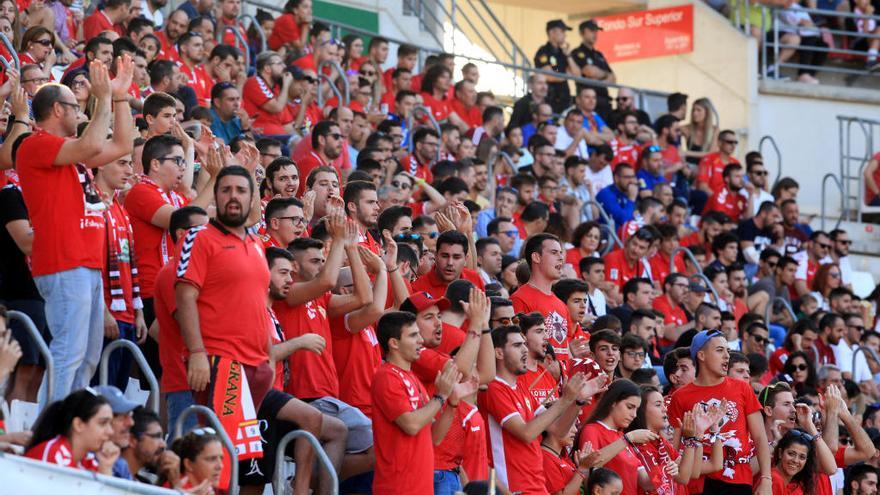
[534,42,572,115]
[570,43,614,121]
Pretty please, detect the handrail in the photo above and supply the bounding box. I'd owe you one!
[764,296,797,327]
[318,60,351,106]
[401,0,445,49]
[584,199,616,231]
[852,345,880,381]
[218,25,250,69]
[758,135,782,187]
[0,33,18,70]
[669,246,702,277]
[597,224,620,255]
[7,311,52,402]
[174,405,240,495]
[474,0,530,68]
[411,105,442,160]
[238,14,266,53]
[272,430,338,495]
[690,273,720,307]
[316,73,344,109]
[821,173,844,231]
[809,343,821,370]
[98,339,160,414]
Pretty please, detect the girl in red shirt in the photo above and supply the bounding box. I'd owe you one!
[580,379,660,495]
[767,430,818,495]
[171,428,224,494]
[25,389,115,473]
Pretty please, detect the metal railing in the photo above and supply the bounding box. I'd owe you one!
[238,14,266,54]
[411,105,442,160]
[272,430,338,495]
[218,25,251,69]
[98,339,160,414]
[597,224,622,255]
[0,33,18,70]
[174,405,240,495]
[7,311,52,401]
[837,116,880,220]
[758,135,782,187]
[690,273,721,306]
[669,246,703,277]
[764,296,797,326]
[852,345,880,381]
[821,172,845,230]
[316,60,349,108]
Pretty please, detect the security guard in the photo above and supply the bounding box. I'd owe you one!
[534,19,577,115]
[571,19,615,121]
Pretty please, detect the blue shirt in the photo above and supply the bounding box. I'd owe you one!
[475,208,497,238]
[637,169,666,192]
[521,123,538,146]
[113,458,132,480]
[595,184,635,226]
[210,108,244,145]
[581,111,608,133]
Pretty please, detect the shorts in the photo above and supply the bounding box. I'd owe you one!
[239,389,300,487]
[703,477,752,495]
[308,396,373,453]
[2,299,49,366]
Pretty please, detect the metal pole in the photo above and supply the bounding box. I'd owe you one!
[239,14,266,53]
[691,274,721,307]
[174,405,240,495]
[758,135,781,187]
[316,74,344,109]
[272,430,338,495]
[0,33,18,69]
[98,339,161,414]
[584,199,616,230]
[7,311,52,402]
[412,105,443,161]
[317,60,350,105]
[669,246,702,276]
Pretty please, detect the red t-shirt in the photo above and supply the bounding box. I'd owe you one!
[635,437,685,495]
[580,422,643,495]
[179,62,213,106]
[83,9,114,42]
[542,447,577,494]
[611,139,642,169]
[175,222,271,366]
[154,259,188,393]
[18,129,106,276]
[268,13,302,51]
[411,346,450,398]
[155,31,181,63]
[434,402,481,471]
[272,292,339,399]
[517,364,559,405]
[565,248,594,279]
[449,98,481,129]
[478,377,548,495]
[652,294,688,348]
[102,197,136,324]
[511,283,571,361]
[25,435,100,471]
[411,268,486,301]
[420,92,452,122]
[242,76,292,136]
[400,154,434,184]
[437,322,466,356]
[460,403,489,481]
[704,187,746,222]
[667,377,762,487]
[371,362,434,495]
[330,315,381,418]
[125,179,189,299]
[769,347,789,376]
[604,248,646,290]
[286,98,323,132]
[771,467,804,495]
[697,153,740,195]
[649,251,686,289]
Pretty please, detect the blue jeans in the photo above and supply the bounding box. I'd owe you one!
[34,267,104,404]
[434,469,463,495]
[166,390,196,434]
[91,321,136,390]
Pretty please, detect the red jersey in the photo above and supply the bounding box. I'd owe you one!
[179,62,213,106]
[125,177,189,298]
[154,259,189,393]
[155,31,181,63]
[511,283,571,361]
[478,377,548,495]
[580,422,643,495]
[272,292,339,399]
[697,153,740,195]
[814,338,837,366]
[17,129,106,277]
[83,9,118,41]
[330,314,381,418]
[652,295,687,326]
[411,346,450,398]
[434,402,482,471]
[242,76,292,136]
[268,13,302,51]
[411,268,486,301]
[102,196,136,324]
[460,404,489,481]
[635,437,685,495]
[175,221,271,366]
[604,248,648,290]
[371,362,434,495]
[649,250,686,288]
[704,187,746,222]
[286,98,323,132]
[437,322,466,356]
[771,467,804,495]
[401,154,434,184]
[517,364,559,405]
[25,435,100,472]
[565,248,595,279]
[611,139,642,169]
[769,347,789,376]
[449,98,481,129]
[667,377,762,487]
[420,92,452,122]
[542,447,577,494]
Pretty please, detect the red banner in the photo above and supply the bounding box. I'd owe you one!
[594,5,694,63]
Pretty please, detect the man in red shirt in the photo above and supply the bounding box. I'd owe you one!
[603,227,652,290]
[176,32,212,107]
[262,197,306,249]
[652,273,695,346]
[295,121,345,196]
[371,311,463,495]
[242,51,294,138]
[793,230,832,298]
[511,233,575,361]
[18,58,134,402]
[668,330,772,495]
[815,313,845,366]
[649,224,686,285]
[83,0,128,41]
[516,312,560,405]
[402,127,439,184]
[381,43,418,96]
[450,79,482,130]
[380,68,412,110]
[610,110,643,169]
[696,129,741,196]
[342,180,382,255]
[704,164,750,223]
[412,230,486,300]
[155,9,188,62]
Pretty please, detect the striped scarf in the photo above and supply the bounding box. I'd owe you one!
[104,197,143,312]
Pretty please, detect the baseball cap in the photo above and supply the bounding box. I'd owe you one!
[400,291,451,314]
[579,19,604,31]
[689,329,724,361]
[688,282,710,293]
[94,385,140,414]
[546,19,573,32]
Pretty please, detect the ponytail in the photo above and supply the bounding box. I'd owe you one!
[27,389,110,450]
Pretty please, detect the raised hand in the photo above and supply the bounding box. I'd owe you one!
[170,120,195,152]
[433,210,455,233]
[0,329,22,383]
[451,374,479,403]
[576,441,602,470]
[326,195,345,217]
[579,372,611,402]
[561,372,586,402]
[193,126,217,160]
[435,360,463,399]
[201,146,223,179]
[664,460,679,477]
[302,190,316,223]
[795,403,819,434]
[343,218,359,247]
[327,214,346,242]
[235,140,260,173]
[681,410,697,438]
[293,333,326,354]
[463,288,490,330]
[626,429,659,444]
[157,450,181,488]
[357,245,385,274]
[95,440,121,475]
[110,54,134,99]
[88,59,111,100]
[381,229,399,270]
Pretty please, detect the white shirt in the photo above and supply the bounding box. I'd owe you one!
[838,255,853,286]
[833,340,872,382]
[584,165,613,198]
[555,126,589,159]
[141,0,164,27]
[741,188,774,216]
[587,287,607,317]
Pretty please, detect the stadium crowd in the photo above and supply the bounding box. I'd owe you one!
[0,1,880,495]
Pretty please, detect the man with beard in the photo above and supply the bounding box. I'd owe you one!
[486,216,519,257]
[744,154,775,215]
[603,228,652,290]
[816,312,846,366]
[122,407,181,486]
[595,163,638,226]
[847,465,879,495]
[243,51,294,140]
[610,111,642,168]
[508,73,549,131]
[305,166,343,225]
[515,311,559,404]
[210,82,252,145]
[402,127,440,185]
[781,199,809,256]
[156,9,188,62]
[737,201,780,266]
[296,121,345,196]
[793,230,833,298]
[654,114,689,197]
[697,130,742,197]
[476,238,503,285]
[141,0,167,27]
[263,197,306,249]
[726,263,751,322]
[704,164,752,223]
[830,228,854,287]
[343,180,382,255]
[760,382,798,451]
[176,32,211,106]
[412,230,485,299]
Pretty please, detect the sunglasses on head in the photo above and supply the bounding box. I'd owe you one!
[788,429,814,443]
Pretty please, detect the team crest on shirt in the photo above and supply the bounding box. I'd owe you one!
[545,311,568,345]
[538,54,548,64]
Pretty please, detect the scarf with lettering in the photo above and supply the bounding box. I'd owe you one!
[138,175,186,265]
[103,195,143,312]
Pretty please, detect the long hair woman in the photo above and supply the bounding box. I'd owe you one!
[771,429,818,495]
[681,97,718,166]
[780,350,818,395]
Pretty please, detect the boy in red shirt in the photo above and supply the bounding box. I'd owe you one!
[371,311,466,495]
[603,227,652,290]
[703,164,752,223]
[667,330,773,495]
[515,312,560,405]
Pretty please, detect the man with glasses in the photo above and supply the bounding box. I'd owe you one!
[571,19,614,120]
[486,216,520,257]
[830,228,855,288]
[653,273,694,345]
[739,321,771,355]
[20,64,49,98]
[794,230,833,298]
[744,152,775,215]
[242,51,294,140]
[610,87,651,128]
[122,406,181,486]
[596,162,638,226]
[263,197,307,249]
[403,127,440,185]
[834,312,875,387]
[618,333,649,380]
[295,120,345,196]
[610,111,644,169]
[697,129,742,197]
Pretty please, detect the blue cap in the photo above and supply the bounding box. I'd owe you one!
[94,385,140,414]
[689,329,724,361]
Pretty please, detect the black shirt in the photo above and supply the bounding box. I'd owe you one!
[0,185,41,301]
[570,43,613,98]
[534,42,572,114]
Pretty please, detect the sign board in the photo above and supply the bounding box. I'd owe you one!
[594,5,694,62]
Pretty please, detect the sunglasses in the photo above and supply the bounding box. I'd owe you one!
[492,316,520,326]
[818,243,833,250]
[752,170,768,176]
[838,239,853,245]
[501,229,519,237]
[328,133,344,140]
[791,363,808,371]
[750,334,769,345]
[788,429,814,443]
[360,70,376,76]
[393,233,422,242]
[190,427,217,436]
[391,180,412,190]
[32,38,53,46]
[616,96,630,102]
[722,139,738,145]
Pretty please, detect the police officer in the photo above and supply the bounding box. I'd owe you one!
[571,19,615,121]
[534,19,578,115]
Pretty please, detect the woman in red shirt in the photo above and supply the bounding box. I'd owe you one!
[541,421,599,494]
[580,379,659,495]
[171,428,224,493]
[25,389,115,473]
[768,430,818,495]
[567,221,601,278]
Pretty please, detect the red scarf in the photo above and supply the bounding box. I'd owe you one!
[103,193,143,312]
